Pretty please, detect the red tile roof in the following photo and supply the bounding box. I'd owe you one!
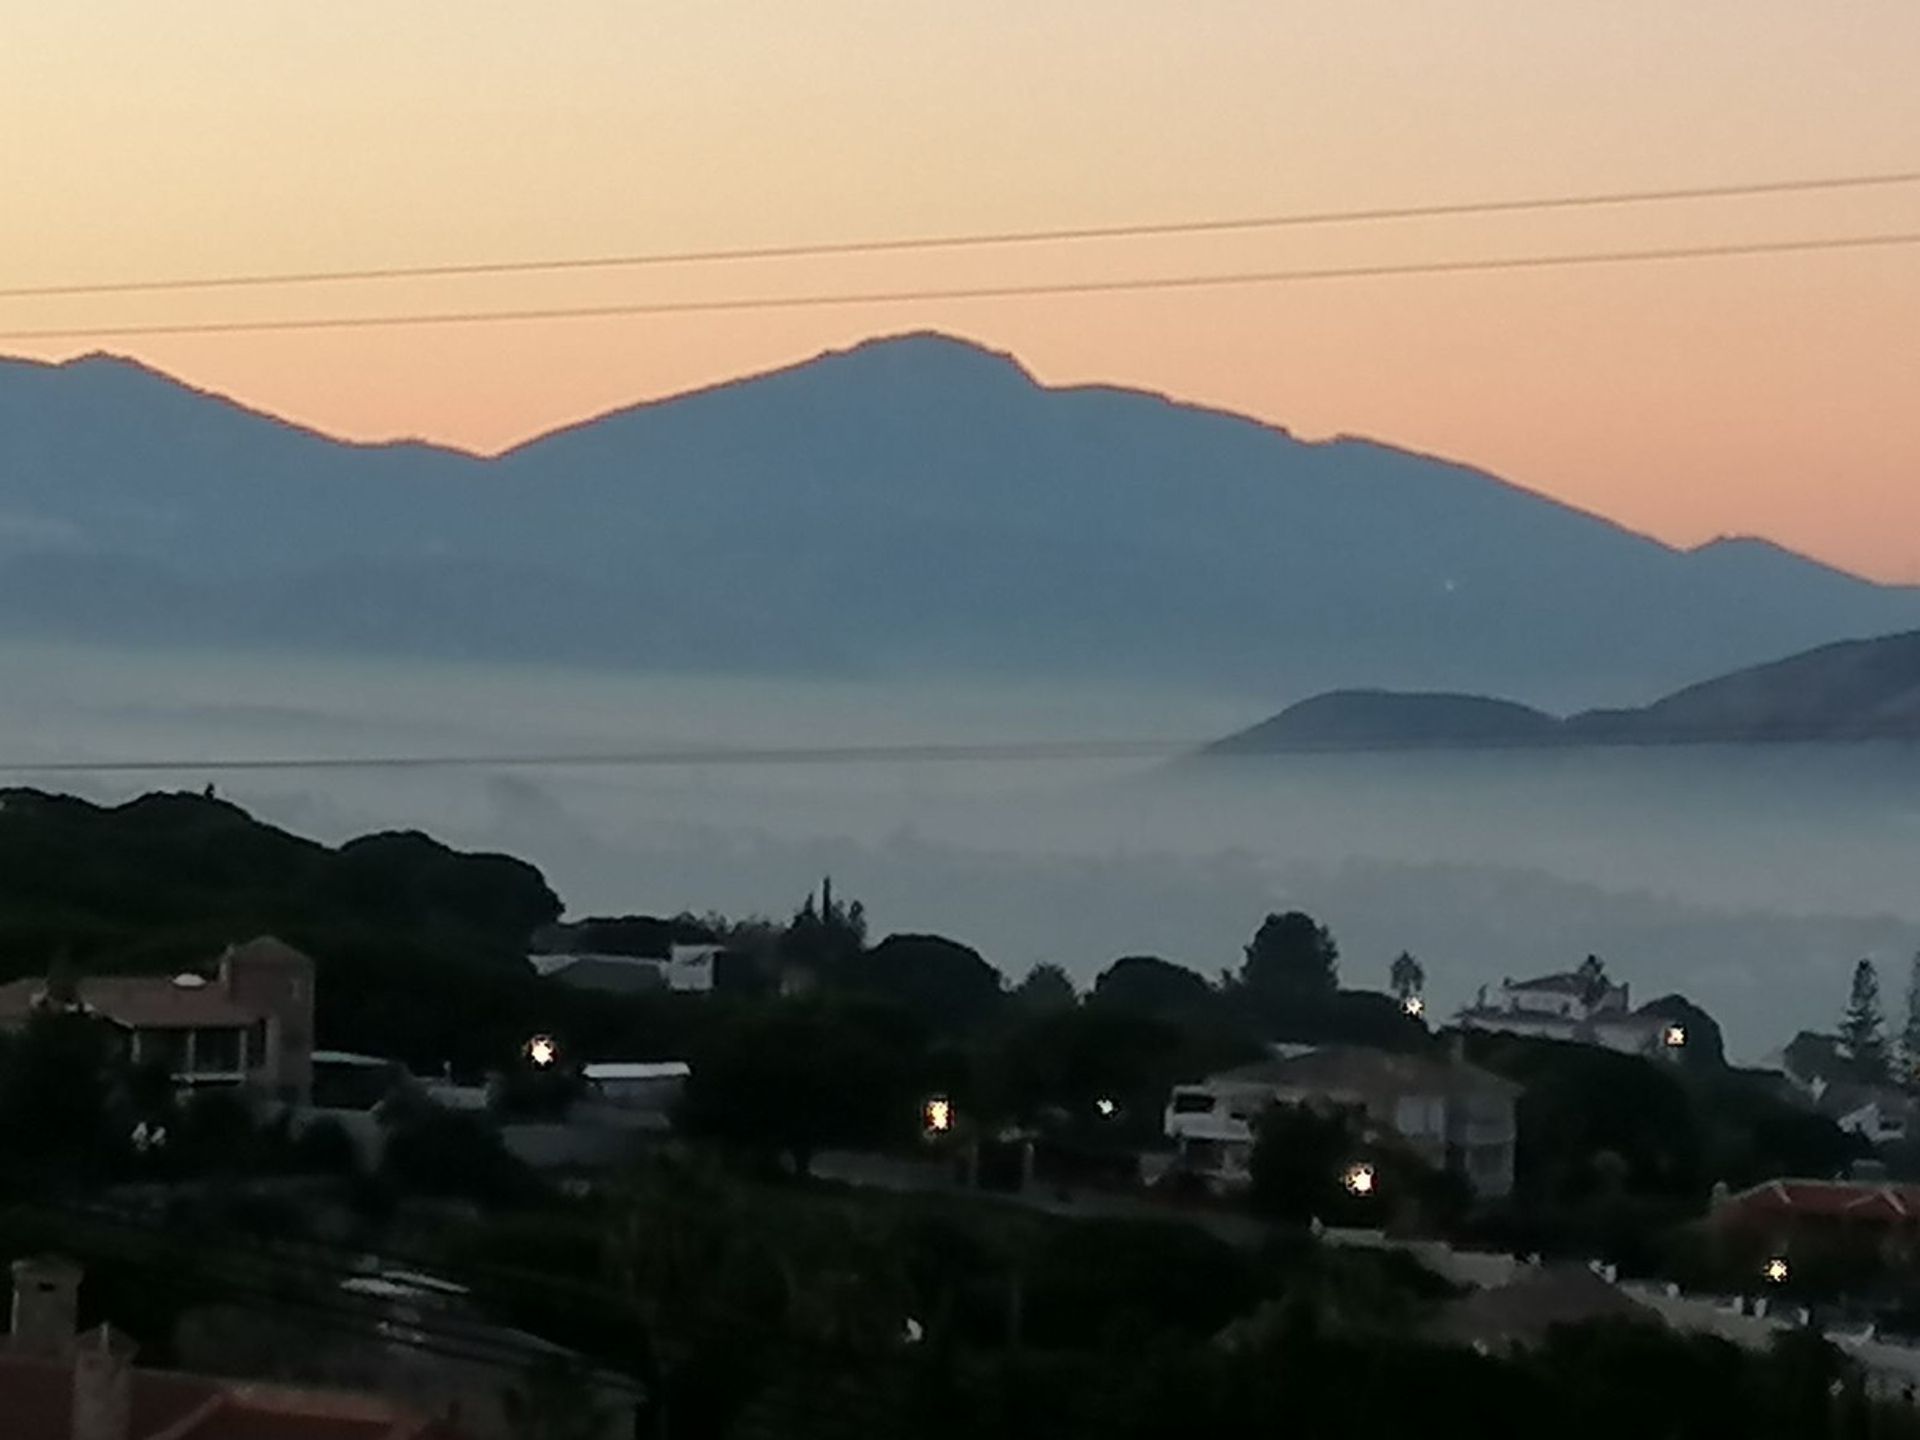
[0,976,263,1031]
[0,1353,456,1439]
[1718,1178,1920,1224]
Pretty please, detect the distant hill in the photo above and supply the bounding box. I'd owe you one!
[1205,629,1920,753]
[1205,691,1558,752]
[5,333,1920,703]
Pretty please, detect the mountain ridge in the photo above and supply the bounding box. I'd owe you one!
[4,331,1918,704]
[1204,627,1920,753]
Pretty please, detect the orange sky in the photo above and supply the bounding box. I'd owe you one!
[3,3,1917,576]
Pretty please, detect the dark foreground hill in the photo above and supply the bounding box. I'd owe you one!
[0,789,689,1070]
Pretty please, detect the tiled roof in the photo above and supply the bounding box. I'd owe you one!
[0,1353,456,1439]
[1718,1178,1920,1223]
[0,976,262,1031]
[1503,973,1588,994]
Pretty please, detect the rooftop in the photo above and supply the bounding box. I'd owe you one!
[0,974,263,1031]
[1716,1178,1920,1223]
[0,1351,455,1439]
[1502,973,1591,995]
[583,1061,691,1082]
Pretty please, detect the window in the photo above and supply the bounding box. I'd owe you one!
[1394,1095,1444,1139]
[192,1027,242,1074]
[142,1029,189,1074]
[1171,1092,1215,1114]
[1183,1138,1221,1168]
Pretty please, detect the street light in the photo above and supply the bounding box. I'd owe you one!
[1664,1024,1687,1049]
[1095,1098,1117,1118]
[1402,995,1425,1019]
[526,1034,558,1068]
[1763,1256,1790,1285]
[1342,1162,1377,1197]
[923,1096,953,1135]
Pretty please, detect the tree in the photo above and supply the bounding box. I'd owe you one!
[1248,1103,1354,1224]
[1242,913,1338,1002]
[381,1097,543,1205]
[1091,955,1216,1017]
[781,878,868,984]
[850,934,1004,1034]
[1902,953,1920,1086]
[1839,958,1888,1081]
[0,1007,116,1166]
[1636,994,1726,1069]
[1011,963,1077,1013]
[678,998,921,1175]
[976,1005,1184,1128]
[1388,952,1425,1003]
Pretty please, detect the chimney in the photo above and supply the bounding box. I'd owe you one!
[71,1324,137,1440]
[9,1255,81,1357]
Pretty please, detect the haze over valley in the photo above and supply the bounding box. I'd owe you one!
[7,634,1918,1061]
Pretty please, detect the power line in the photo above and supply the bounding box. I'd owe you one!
[3,230,1914,343]
[0,739,1191,775]
[5,167,1918,301]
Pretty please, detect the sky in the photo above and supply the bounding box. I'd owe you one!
[3,2,1918,576]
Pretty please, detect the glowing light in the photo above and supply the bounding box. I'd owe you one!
[1764,1257,1789,1285]
[1095,1098,1117,1117]
[1343,1162,1377,1197]
[1402,995,1425,1018]
[1664,1024,1687,1048]
[924,1096,952,1134]
[526,1034,557,1068]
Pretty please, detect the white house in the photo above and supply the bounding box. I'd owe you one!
[1163,1043,1522,1198]
[1455,962,1677,1060]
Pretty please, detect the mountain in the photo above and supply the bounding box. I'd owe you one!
[5,332,1919,703]
[1205,691,1558,753]
[1569,629,1920,743]
[1206,628,1920,752]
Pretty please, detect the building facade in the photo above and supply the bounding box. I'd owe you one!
[1164,1043,1522,1198]
[0,937,316,1105]
[1455,963,1677,1060]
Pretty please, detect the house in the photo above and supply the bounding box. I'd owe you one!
[1455,960,1678,1060]
[528,943,718,994]
[1708,1178,1920,1275]
[1817,1082,1918,1149]
[581,1060,689,1118]
[1163,1042,1522,1198]
[1,1255,462,1439]
[0,938,315,1105]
